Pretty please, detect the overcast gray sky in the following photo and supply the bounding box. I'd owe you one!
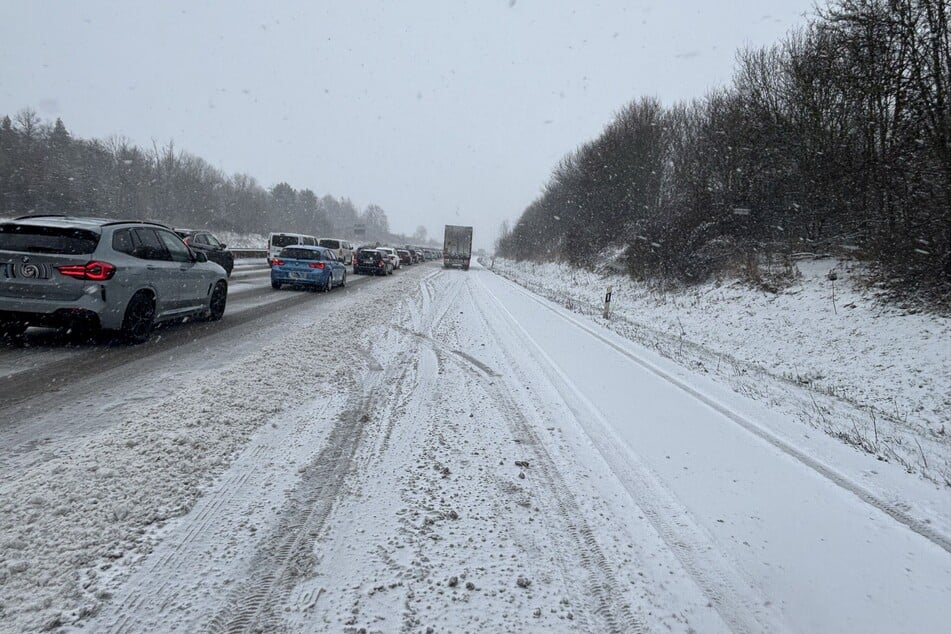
[0,0,815,249]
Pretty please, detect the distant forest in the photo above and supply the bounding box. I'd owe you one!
[497,0,949,302]
[0,112,431,245]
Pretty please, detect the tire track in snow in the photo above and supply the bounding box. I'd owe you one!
[472,271,787,633]
[205,270,456,634]
[279,272,459,632]
[95,396,342,634]
[484,272,951,557]
[460,281,646,634]
[204,392,381,633]
[397,288,645,633]
[420,270,465,339]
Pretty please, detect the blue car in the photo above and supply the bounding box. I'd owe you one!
[270,245,347,292]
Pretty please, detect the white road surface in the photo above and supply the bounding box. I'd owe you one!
[1,260,948,632]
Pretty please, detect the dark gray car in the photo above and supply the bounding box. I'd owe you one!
[174,228,235,276]
[0,215,228,343]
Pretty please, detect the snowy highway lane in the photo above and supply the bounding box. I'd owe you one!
[469,265,951,632]
[1,261,949,632]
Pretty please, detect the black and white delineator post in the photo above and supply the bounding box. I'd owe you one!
[603,285,613,318]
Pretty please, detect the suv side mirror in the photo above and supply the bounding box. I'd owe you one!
[219,243,227,249]
[194,251,208,263]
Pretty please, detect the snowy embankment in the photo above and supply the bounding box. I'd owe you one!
[488,257,951,487]
[215,231,268,249]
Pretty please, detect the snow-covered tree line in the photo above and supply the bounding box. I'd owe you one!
[498,0,949,301]
[0,112,391,239]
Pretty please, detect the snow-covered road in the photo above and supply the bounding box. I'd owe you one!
[2,261,948,632]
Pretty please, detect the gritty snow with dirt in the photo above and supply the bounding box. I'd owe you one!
[1,259,949,633]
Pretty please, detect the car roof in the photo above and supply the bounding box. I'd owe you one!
[10,215,172,231]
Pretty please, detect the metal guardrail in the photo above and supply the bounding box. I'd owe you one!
[230,248,268,259]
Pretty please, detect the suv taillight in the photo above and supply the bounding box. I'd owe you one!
[56,261,116,281]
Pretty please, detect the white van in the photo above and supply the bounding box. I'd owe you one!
[268,232,317,265]
[317,238,355,265]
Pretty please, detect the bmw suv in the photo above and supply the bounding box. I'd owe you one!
[0,215,229,343]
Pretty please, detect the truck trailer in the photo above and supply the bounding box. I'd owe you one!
[443,225,473,270]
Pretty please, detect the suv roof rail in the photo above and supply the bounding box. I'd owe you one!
[10,214,174,231]
[100,219,174,229]
[13,213,69,220]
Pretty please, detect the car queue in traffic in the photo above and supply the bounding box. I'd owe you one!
[0,214,441,345]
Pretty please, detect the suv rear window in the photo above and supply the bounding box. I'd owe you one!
[0,223,101,254]
[319,239,341,249]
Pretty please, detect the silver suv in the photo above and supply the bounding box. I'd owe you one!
[0,215,229,343]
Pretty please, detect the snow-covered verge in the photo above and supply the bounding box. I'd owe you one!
[215,231,268,249]
[487,257,951,487]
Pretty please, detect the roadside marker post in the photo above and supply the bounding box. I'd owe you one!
[603,285,613,319]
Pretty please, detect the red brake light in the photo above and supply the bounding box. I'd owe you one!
[272,258,285,266]
[309,262,325,269]
[57,261,116,281]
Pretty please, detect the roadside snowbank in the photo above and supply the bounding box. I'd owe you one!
[216,231,268,249]
[488,257,951,487]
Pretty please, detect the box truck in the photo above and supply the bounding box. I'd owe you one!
[443,225,473,270]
